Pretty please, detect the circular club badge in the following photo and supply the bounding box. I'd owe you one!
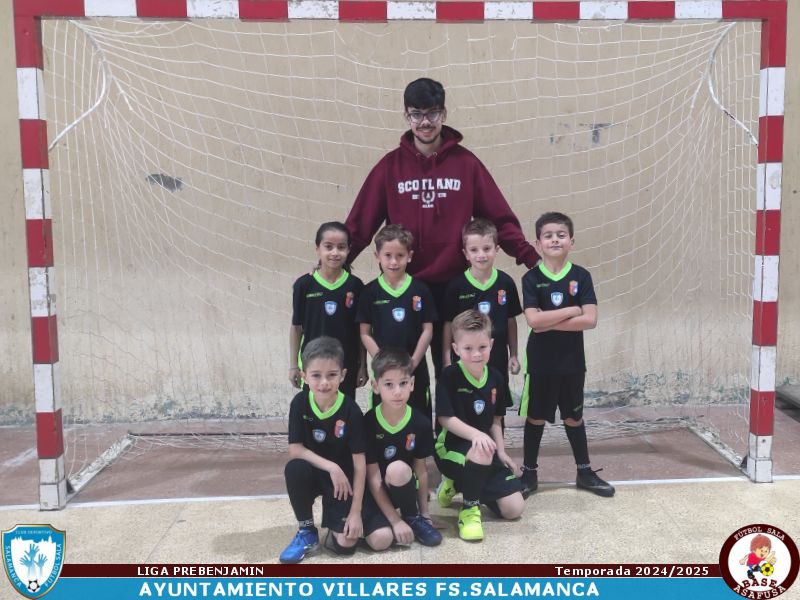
[719,524,799,598]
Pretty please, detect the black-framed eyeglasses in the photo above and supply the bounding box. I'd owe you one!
[406,109,445,124]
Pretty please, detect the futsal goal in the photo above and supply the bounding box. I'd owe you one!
[12,0,786,509]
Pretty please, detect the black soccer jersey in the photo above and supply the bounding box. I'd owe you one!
[434,362,511,452]
[443,268,522,376]
[521,262,597,374]
[287,389,365,480]
[356,275,438,384]
[292,270,363,375]
[363,405,433,478]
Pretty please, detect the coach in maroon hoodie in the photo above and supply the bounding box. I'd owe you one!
[345,78,539,376]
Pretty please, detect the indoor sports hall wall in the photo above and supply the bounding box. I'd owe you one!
[0,3,798,427]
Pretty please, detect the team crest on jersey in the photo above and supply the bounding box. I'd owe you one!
[474,399,486,415]
[569,281,579,296]
[324,301,337,316]
[334,420,346,438]
[384,445,397,460]
[498,290,507,305]
[491,388,497,405]
[2,524,65,599]
[392,308,406,322]
[313,429,326,443]
[478,301,491,315]
[412,296,422,311]
[405,433,416,451]
[345,292,355,308]
[551,292,564,307]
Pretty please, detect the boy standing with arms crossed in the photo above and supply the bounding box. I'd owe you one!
[435,310,524,541]
[364,348,442,547]
[519,212,614,498]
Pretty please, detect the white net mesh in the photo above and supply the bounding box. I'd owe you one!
[41,18,760,479]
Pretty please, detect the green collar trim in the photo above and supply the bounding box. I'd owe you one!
[378,274,412,298]
[309,390,344,419]
[313,269,349,291]
[538,261,572,282]
[376,405,412,434]
[464,268,498,291]
[457,360,488,389]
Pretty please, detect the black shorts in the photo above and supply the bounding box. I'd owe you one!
[434,439,523,503]
[308,468,391,536]
[519,372,585,423]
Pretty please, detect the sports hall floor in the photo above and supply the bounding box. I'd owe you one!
[1,402,800,571]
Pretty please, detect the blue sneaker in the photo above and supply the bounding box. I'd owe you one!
[404,514,443,547]
[279,527,319,563]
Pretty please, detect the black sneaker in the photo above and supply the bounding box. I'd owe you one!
[520,469,538,498]
[404,514,443,547]
[576,468,615,497]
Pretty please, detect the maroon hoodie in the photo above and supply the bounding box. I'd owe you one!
[345,126,538,284]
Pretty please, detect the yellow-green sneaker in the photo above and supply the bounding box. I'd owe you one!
[436,476,457,508]
[458,505,484,541]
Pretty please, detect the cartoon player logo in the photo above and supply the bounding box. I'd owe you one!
[345,291,354,309]
[497,290,507,305]
[412,296,422,312]
[720,524,799,598]
[569,280,579,296]
[741,534,776,581]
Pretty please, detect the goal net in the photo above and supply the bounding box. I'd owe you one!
[39,17,760,482]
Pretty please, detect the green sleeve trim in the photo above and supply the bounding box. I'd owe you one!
[457,360,488,389]
[464,268,498,291]
[375,405,412,434]
[538,261,573,282]
[378,274,413,298]
[312,269,349,291]
[309,390,345,419]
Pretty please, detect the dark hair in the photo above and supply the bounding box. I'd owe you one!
[315,221,351,246]
[404,78,446,110]
[462,218,498,246]
[374,223,414,251]
[451,309,492,340]
[371,348,414,380]
[535,211,574,239]
[301,336,345,370]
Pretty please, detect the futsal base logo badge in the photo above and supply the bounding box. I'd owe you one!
[3,525,65,599]
[719,524,799,598]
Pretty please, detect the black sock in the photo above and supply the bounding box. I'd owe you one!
[565,422,590,468]
[523,421,545,471]
[284,459,316,523]
[461,461,491,506]
[386,478,418,519]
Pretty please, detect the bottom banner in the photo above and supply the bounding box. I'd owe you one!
[42,577,736,600]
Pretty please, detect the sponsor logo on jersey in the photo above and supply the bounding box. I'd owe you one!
[498,289,507,305]
[551,291,564,307]
[392,308,406,322]
[457,388,473,394]
[384,445,397,460]
[459,293,476,300]
[313,429,326,443]
[306,292,324,298]
[536,283,549,288]
[474,399,486,415]
[405,433,416,451]
[376,433,384,440]
[324,301,337,316]
[412,296,422,312]
[345,291,355,308]
[374,299,390,305]
[478,301,491,315]
[569,281,579,296]
[335,420,346,438]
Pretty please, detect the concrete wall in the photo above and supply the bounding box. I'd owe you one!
[0,6,797,425]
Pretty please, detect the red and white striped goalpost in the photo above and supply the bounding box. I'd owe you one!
[14,0,786,509]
